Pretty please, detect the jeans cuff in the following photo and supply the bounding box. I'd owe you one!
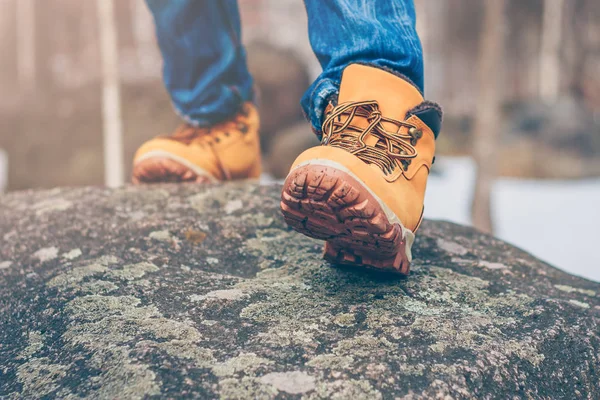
[172,104,212,128]
[171,84,255,128]
[304,78,340,137]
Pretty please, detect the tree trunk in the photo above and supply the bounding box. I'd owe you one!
[130,0,156,77]
[415,0,447,100]
[539,0,564,102]
[471,0,506,233]
[16,0,36,92]
[97,0,124,188]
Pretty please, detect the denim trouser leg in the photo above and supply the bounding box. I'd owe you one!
[302,0,424,135]
[145,0,253,126]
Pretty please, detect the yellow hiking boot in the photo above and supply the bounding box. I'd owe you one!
[280,64,442,275]
[133,102,261,184]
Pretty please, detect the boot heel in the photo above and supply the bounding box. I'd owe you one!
[323,241,410,275]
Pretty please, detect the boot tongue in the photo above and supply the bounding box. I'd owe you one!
[337,64,424,121]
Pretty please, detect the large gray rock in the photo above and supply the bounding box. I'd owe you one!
[0,183,598,399]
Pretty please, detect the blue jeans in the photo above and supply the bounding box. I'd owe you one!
[146,0,423,134]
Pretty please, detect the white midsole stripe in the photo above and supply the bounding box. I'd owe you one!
[136,150,218,183]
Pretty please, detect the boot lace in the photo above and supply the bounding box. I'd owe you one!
[167,105,250,146]
[321,101,422,177]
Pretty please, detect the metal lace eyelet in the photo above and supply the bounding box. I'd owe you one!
[238,123,248,134]
[401,159,412,171]
[409,127,422,142]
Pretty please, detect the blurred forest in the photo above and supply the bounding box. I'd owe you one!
[0,0,599,191]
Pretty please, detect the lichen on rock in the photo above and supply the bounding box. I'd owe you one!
[0,183,599,399]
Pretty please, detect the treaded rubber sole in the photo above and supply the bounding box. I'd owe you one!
[132,156,214,184]
[280,163,411,275]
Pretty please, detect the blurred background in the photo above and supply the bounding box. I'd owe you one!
[0,0,598,280]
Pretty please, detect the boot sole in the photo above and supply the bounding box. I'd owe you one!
[280,161,413,275]
[133,151,217,184]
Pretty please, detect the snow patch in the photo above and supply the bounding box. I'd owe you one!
[425,156,600,282]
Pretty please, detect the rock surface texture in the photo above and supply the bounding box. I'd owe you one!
[0,183,599,399]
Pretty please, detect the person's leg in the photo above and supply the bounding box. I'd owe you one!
[281,0,441,274]
[145,0,253,126]
[133,0,261,184]
[301,0,424,134]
